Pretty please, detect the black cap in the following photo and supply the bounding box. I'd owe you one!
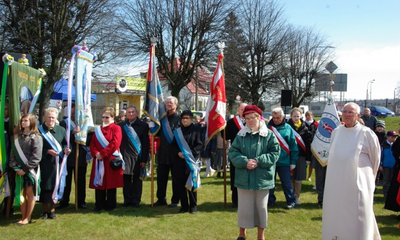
[181,110,194,118]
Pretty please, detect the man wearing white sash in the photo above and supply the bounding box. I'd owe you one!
[119,105,149,208]
[224,103,247,208]
[322,103,381,240]
[57,104,88,209]
[39,107,70,220]
[154,96,181,207]
[267,107,298,209]
[9,114,43,225]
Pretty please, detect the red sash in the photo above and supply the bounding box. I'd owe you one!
[269,126,290,155]
[233,115,245,130]
[293,131,306,152]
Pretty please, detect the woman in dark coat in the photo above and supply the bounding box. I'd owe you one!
[89,107,123,212]
[173,110,203,214]
[287,108,312,205]
[39,107,70,219]
[384,136,400,214]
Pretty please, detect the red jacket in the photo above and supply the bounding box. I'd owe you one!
[89,123,123,190]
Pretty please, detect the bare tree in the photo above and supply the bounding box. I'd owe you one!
[0,0,124,116]
[230,0,288,106]
[274,26,334,107]
[119,0,230,99]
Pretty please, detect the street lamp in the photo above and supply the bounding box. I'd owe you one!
[366,79,375,106]
[394,88,397,114]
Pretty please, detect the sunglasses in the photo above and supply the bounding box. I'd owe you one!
[102,116,111,119]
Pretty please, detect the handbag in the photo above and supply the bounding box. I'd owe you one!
[110,156,123,170]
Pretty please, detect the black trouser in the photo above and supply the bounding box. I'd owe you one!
[123,174,142,205]
[156,163,179,204]
[95,188,116,210]
[230,161,238,206]
[314,160,327,203]
[174,176,197,211]
[60,165,87,206]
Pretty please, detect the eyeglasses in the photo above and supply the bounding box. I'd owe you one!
[342,111,357,115]
[102,116,111,119]
[245,116,257,121]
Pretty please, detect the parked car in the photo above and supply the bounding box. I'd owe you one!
[192,111,206,119]
[369,106,395,117]
[262,112,272,121]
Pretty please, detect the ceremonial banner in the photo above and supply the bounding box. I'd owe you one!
[8,62,41,135]
[205,53,226,146]
[143,44,167,136]
[2,60,41,201]
[311,94,341,167]
[0,56,10,176]
[74,50,95,144]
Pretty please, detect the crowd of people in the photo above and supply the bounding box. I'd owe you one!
[1,98,400,240]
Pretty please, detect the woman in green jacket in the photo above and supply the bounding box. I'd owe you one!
[228,105,280,240]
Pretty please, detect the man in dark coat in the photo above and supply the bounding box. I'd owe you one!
[154,96,181,207]
[119,105,149,207]
[224,103,247,208]
[57,105,88,209]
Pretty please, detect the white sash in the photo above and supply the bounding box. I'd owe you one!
[38,126,67,203]
[14,138,41,201]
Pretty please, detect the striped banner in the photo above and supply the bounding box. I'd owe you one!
[143,44,167,136]
[205,53,226,147]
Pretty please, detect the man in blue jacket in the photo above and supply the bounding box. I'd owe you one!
[267,107,298,209]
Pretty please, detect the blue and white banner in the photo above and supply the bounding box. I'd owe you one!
[173,128,201,191]
[74,49,95,145]
[311,94,341,167]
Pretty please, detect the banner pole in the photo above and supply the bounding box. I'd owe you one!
[151,136,155,207]
[75,142,79,211]
[223,130,227,208]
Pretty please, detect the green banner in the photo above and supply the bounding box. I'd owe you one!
[0,61,9,174]
[8,62,41,132]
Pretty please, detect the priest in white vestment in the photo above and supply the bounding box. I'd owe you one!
[322,102,381,240]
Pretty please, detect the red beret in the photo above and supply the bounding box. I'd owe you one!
[243,105,262,116]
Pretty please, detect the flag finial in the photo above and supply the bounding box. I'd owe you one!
[151,37,157,45]
[217,42,225,54]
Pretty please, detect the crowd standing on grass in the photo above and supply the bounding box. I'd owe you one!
[3,98,400,239]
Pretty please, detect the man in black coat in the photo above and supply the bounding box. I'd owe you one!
[154,96,181,207]
[57,105,88,209]
[119,105,149,207]
[224,102,247,208]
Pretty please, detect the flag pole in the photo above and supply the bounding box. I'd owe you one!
[217,42,227,208]
[151,136,155,207]
[75,142,79,211]
[149,36,157,207]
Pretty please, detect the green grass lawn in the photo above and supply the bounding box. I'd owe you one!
[1,166,400,240]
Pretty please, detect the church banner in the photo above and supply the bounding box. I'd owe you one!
[311,94,341,167]
[74,50,95,145]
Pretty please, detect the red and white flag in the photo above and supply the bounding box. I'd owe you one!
[205,53,226,146]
